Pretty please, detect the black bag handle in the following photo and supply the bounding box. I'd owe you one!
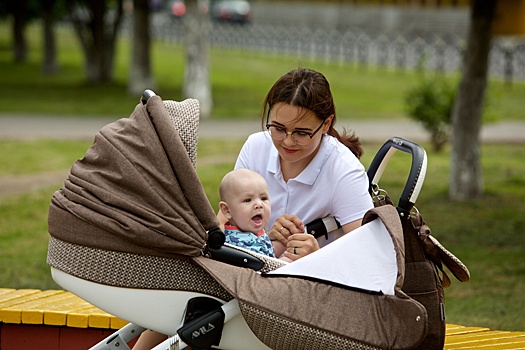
[367,137,427,215]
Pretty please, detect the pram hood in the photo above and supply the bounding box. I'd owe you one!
[48,96,219,258]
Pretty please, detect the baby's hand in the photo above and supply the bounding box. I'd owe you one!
[272,240,287,259]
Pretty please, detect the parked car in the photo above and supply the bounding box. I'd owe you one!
[168,0,208,19]
[168,0,251,24]
[210,0,251,24]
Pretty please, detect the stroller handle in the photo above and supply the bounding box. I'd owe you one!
[141,89,157,104]
[367,137,427,213]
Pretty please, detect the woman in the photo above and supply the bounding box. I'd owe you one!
[133,68,373,349]
[230,67,373,261]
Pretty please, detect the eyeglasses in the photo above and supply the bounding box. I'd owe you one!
[266,118,325,146]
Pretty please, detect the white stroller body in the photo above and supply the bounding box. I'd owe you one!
[47,91,429,350]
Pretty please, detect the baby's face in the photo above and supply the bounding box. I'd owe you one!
[228,175,271,234]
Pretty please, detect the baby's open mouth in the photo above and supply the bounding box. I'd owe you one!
[251,214,263,226]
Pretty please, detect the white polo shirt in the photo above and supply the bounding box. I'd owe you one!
[235,131,374,246]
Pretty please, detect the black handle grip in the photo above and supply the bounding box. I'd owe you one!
[207,245,265,271]
[367,137,427,212]
[206,228,264,270]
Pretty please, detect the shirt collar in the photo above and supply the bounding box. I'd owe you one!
[224,222,265,237]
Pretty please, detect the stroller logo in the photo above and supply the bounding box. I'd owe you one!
[192,322,216,339]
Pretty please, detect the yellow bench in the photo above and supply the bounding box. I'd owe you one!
[445,324,525,349]
[0,288,126,329]
[1,288,524,349]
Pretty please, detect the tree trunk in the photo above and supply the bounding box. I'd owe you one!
[12,0,28,62]
[42,0,58,74]
[128,0,155,96]
[183,0,212,119]
[67,0,123,83]
[449,0,496,201]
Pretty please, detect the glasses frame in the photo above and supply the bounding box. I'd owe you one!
[265,111,325,145]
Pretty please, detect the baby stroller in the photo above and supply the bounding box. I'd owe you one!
[47,91,449,350]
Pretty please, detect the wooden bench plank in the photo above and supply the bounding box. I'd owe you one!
[0,289,126,329]
[446,330,513,343]
[0,290,65,323]
[21,291,80,324]
[0,289,43,308]
[446,326,492,335]
[444,326,525,350]
[43,296,95,326]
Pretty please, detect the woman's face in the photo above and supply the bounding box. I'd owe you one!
[268,102,331,170]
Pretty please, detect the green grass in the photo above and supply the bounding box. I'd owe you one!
[0,139,93,176]
[0,187,59,290]
[0,23,524,121]
[1,139,524,332]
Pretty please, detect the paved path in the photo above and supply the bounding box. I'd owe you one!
[1,115,524,198]
[2,115,525,143]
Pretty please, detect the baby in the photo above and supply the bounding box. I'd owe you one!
[219,168,287,259]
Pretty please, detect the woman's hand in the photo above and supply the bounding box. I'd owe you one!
[268,214,305,246]
[268,214,320,261]
[284,233,320,261]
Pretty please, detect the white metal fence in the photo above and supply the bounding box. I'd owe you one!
[150,20,525,83]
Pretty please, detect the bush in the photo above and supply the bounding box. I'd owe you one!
[405,78,456,152]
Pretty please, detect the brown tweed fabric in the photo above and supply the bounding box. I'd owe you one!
[238,303,381,350]
[47,236,233,302]
[48,96,218,257]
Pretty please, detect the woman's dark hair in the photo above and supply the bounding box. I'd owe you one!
[262,68,363,158]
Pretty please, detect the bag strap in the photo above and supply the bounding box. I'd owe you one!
[410,212,470,286]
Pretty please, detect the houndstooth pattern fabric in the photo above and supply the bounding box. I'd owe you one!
[223,243,287,273]
[163,99,200,168]
[239,302,381,350]
[47,236,233,302]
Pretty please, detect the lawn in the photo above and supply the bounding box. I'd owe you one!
[0,20,524,334]
[0,23,524,122]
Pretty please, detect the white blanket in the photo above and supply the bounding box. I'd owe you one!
[269,218,397,295]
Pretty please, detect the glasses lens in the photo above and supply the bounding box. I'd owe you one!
[268,126,285,140]
[267,126,313,145]
[292,132,310,145]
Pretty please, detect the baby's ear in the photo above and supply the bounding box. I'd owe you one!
[219,201,231,219]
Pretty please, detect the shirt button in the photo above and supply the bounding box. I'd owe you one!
[280,208,284,213]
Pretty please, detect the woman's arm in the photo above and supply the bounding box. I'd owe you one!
[342,218,363,234]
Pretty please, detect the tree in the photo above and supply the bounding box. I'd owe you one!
[183,0,212,118]
[41,0,58,74]
[128,0,155,95]
[449,0,497,201]
[0,0,32,62]
[66,0,124,83]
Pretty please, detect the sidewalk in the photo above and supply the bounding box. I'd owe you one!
[1,115,525,143]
